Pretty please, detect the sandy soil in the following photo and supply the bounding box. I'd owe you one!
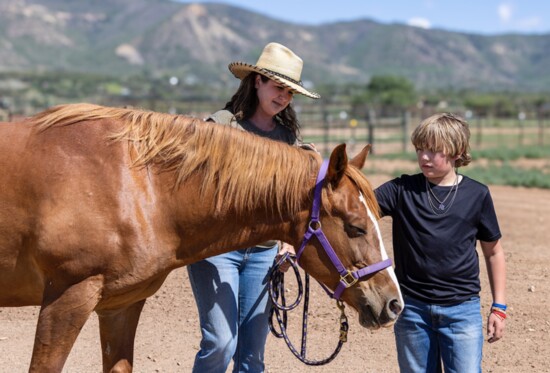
[1,170,549,372]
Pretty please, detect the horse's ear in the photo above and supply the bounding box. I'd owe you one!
[327,144,348,186]
[349,144,372,170]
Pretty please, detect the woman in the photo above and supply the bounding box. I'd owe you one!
[187,42,319,373]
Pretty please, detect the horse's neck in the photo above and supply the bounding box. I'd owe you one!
[222,211,310,248]
[169,178,314,264]
[198,202,311,260]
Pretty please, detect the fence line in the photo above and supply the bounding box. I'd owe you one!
[5,100,547,155]
[173,100,549,156]
[297,102,548,157]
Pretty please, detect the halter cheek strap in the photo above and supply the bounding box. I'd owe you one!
[295,159,392,300]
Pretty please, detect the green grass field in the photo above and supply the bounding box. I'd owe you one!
[370,145,550,189]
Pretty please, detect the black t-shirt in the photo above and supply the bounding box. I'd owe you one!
[240,119,296,145]
[207,110,297,146]
[375,173,502,305]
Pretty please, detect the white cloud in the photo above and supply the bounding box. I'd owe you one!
[498,3,512,22]
[407,17,431,29]
[516,16,542,30]
[497,3,542,32]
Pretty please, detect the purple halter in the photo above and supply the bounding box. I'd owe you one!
[295,160,392,300]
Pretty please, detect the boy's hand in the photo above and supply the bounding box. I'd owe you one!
[487,312,506,343]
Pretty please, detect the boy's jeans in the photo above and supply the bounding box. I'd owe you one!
[395,295,483,373]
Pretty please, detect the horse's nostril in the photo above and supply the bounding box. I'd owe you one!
[388,299,403,317]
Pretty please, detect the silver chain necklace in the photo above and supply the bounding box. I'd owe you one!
[425,174,459,215]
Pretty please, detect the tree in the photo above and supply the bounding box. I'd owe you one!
[463,93,496,117]
[365,75,417,116]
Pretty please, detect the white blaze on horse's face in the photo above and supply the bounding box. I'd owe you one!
[324,187,403,329]
[360,193,404,308]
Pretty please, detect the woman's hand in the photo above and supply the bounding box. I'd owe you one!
[275,242,296,272]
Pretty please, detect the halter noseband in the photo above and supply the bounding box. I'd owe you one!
[268,159,394,365]
[295,159,392,300]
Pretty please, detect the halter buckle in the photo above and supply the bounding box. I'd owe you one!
[340,271,358,287]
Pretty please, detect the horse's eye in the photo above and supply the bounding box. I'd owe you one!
[345,223,366,237]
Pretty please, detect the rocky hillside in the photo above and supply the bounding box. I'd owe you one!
[1,0,549,91]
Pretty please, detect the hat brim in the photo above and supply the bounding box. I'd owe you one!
[229,62,320,99]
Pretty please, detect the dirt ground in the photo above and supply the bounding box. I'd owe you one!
[1,164,549,372]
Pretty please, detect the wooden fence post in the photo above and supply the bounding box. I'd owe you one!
[538,111,545,146]
[476,117,483,148]
[402,110,411,153]
[322,101,330,156]
[367,109,376,155]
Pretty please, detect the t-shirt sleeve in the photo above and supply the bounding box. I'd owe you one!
[206,110,243,130]
[374,177,401,217]
[476,188,502,242]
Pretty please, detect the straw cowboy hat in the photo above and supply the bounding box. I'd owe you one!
[228,42,320,99]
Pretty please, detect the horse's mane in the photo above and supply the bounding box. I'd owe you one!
[29,103,379,218]
[29,103,319,217]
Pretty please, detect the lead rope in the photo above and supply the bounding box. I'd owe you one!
[268,254,349,366]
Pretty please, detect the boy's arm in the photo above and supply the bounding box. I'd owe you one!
[480,239,506,343]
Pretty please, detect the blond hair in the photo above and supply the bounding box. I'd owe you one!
[411,113,472,168]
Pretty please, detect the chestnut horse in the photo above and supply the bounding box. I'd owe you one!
[0,103,402,372]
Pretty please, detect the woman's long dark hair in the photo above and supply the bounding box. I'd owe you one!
[223,73,301,137]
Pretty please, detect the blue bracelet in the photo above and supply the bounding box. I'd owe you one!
[492,302,507,310]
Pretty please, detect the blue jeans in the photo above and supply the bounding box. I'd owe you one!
[394,296,483,373]
[187,245,278,373]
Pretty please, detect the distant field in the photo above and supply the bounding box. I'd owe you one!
[298,112,550,189]
[301,116,549,157]
[362,146,550,189]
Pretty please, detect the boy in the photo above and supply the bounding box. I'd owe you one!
[375,113,506,372]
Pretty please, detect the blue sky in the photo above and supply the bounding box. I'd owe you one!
[178,1,549,35]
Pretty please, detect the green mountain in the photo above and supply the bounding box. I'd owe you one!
[1,0,549,91]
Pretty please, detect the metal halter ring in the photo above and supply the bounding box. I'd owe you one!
[308,220,321,231]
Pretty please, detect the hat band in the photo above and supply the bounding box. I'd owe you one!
[261,68,303,87]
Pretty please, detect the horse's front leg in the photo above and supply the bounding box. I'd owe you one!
[29,275,103,372]
[97,299,146,373]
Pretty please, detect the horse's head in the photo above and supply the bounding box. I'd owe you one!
[296,144,403,329]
